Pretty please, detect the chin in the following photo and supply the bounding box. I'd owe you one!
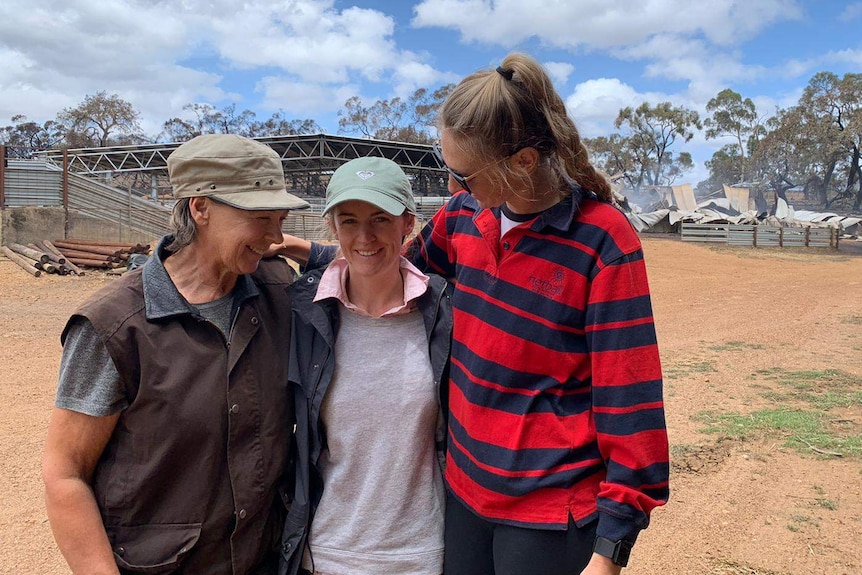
[475,197,503,210]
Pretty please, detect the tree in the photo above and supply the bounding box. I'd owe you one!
[337,85,454,143]
[749,105,841,208]
[57,91,144,147]
[160,104,321,142]
[0,115,65,156]
[585,134,640,190]
[160,103,253,142]
[799,71,862,209]
[613,102,701,190]
[700,144,744,194]
[247,111,322,138]
[703,89,762,183]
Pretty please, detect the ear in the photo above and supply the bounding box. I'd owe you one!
[400,213,415,237]
[511,147,540,174]
[189,197,211,225]
[327,216,338,240]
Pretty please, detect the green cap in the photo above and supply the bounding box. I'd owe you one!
[324,156,416,216]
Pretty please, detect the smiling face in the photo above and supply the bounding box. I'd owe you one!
[195,197,288,276]
[330,199,414,284]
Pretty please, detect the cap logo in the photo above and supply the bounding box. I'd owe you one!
[356,170,375,180]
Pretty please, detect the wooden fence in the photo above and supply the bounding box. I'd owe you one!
[680,223,839,248]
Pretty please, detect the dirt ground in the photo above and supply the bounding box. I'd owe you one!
[1,236,860,575]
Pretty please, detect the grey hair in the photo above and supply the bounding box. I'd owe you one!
[165,198,196,253]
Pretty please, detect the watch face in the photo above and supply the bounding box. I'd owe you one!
[594,537,633,567]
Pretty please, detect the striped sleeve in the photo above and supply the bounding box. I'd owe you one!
[586,248,669,542]
[406,193,467,279]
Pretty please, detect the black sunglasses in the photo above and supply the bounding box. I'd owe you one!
[433,143,520,195]
[432,143,476,195]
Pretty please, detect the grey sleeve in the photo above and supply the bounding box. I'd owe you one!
[55,317,128,417]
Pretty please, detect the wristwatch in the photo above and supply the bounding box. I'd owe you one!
[593,536,633,567]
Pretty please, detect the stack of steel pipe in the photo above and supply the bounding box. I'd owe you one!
[1,242,84,276]
[52,239,151,270]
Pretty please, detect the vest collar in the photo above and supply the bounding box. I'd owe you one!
[142,235,259,320]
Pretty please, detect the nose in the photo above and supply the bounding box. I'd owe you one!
[447,175,464,195]
[264,214,286,244]
[357,221,376,242]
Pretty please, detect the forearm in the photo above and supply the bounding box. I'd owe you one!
[268,233,312,266]
[45,476,119,575]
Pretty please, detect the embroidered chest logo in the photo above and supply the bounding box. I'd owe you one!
[529,268,565,298]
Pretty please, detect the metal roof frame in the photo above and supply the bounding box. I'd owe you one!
[37,133,450,197]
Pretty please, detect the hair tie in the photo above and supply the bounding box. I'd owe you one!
[496,66,514,81]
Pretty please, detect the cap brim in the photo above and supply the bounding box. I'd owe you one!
[210,189,310,211]
[323,189,409,216]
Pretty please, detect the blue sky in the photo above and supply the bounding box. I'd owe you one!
[2,0,862,185]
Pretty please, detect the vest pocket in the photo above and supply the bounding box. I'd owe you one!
[106,523,202,573]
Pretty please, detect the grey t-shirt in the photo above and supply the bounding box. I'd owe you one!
[55,292,235,416]
[303,307,445,575]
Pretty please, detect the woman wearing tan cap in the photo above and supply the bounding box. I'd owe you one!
[43,134,308,574]
[280,156,451,575]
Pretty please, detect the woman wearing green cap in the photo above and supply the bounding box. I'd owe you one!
[280,156,451,575]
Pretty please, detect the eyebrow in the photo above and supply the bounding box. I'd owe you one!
[335,210,388,218]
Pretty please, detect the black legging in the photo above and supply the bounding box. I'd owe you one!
[443,492,597,575]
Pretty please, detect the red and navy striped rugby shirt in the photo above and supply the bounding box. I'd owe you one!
[405,187,669,542]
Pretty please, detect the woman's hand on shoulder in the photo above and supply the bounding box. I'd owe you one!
[264,233,312,266]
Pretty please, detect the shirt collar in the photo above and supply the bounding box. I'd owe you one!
[142,235,259,320]
[471,184,586,232]
[313,255,430,317]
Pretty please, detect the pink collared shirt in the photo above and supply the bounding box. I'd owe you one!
[313,256,430,317]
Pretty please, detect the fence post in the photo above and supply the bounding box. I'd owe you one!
[0,145,6,210]
[779,226,783,247]
[804,226,810,247]
[62,149,70,239]
[753,225,757,247]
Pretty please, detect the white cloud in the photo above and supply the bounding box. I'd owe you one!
[840,2,862,21]
[256,77,358,118]
[412,0,803,49]
[0,0,448,135]
[543,61,575,86]
[564,77,671,137]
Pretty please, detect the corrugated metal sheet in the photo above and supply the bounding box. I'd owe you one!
[66,171,170,238]
[2,159,171,238]
[3,159,63,206]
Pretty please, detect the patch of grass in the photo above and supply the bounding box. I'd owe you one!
[753,368,862,410]
[664,359,718,379]
[815,498,838,510]
[709,340,765,352]
[693,408,862,458]
[842,315,862,325]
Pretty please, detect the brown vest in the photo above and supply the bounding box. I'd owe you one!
[71,258,294,574]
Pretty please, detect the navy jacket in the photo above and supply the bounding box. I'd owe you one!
[278,268,453,575]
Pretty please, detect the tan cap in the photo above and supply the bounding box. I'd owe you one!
[167,134,309,210]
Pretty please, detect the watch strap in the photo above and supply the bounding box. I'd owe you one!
[593,536,633,567]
